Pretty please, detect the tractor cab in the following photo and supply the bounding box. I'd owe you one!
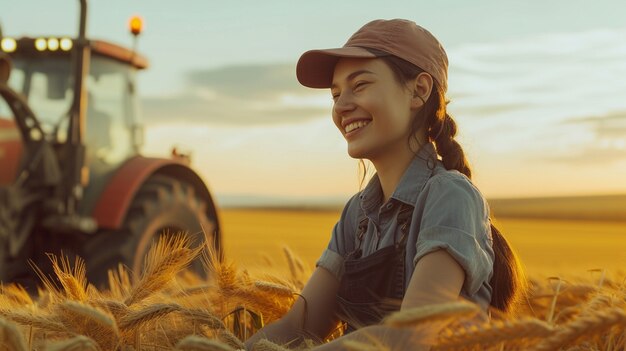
[1,36,146,178]
[0,5,221,290]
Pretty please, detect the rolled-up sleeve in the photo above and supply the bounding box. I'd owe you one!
[413,173,494,295]
[315,194,359,281]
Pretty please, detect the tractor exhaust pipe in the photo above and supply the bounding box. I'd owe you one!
[65,0,91,214]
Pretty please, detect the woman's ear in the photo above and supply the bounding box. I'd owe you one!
[410,72,433,109]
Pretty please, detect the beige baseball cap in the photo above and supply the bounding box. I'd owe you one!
[296,19,448,92]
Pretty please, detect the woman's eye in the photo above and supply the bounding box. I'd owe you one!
[354,82,368,91]
[331,92,340,100]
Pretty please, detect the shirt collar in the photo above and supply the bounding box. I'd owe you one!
[359,143,438,211]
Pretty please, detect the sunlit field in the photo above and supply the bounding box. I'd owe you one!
[1,209,625,350]
[221,209,626,279]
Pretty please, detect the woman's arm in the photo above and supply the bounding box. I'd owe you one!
[244,266,341,349]
[401,249,465,309]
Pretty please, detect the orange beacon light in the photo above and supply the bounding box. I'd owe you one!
[129,16,143,36]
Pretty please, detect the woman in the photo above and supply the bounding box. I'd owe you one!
[245,19,524,350]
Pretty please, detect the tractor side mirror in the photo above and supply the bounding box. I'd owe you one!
[0,53,11,83]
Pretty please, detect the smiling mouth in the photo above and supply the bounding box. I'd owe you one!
[344,120,371,134]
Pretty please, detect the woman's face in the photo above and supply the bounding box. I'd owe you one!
[331,58,418,161]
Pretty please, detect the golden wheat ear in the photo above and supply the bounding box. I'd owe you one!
[106,263,133,300]
[0,317,28,351]
[202,241,239,293]
[46,335,101,351]
[55,300,120,350]
[251,338,291,351]
[175,335,236,350]
[0,283,33,307]
[125,232,201,306]
[383,301,480,328]
[436,318,553,350]
[27,253,90,302]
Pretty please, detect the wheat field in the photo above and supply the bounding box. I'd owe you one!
[221,209,626,278]
[0,209,625,350]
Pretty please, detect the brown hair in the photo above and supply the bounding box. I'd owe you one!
[371,50,527,313]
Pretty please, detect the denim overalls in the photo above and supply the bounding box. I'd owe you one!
[335,203,414,332]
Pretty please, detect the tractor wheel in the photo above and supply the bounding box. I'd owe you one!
[83,174,218,287]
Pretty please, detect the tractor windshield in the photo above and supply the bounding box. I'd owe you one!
[5,56,72,133]
[2,54,138,164]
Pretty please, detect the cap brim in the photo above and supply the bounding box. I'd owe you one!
[296,47,378,88]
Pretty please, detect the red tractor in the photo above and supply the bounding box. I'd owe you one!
[0,0,221,289]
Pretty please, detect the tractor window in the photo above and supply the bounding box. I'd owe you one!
[3,54,138,166]
[5,58,72,134]
[0,99,11,121]
[0,68,25,120]
[85,56,135,165]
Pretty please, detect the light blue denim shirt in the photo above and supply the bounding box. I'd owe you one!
[316,143,495,310]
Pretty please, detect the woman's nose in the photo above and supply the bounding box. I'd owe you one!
[333,91,356,116]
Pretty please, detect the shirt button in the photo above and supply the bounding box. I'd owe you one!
[385,203,393,210]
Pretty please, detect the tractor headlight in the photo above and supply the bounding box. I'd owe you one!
[60,38,73,51]
[35,38,47,51]
[47,38,59,51]
[1,38,17,53]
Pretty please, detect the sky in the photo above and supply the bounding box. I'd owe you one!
[3,0,626,206]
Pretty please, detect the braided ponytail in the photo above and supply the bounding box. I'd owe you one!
[376,52,527,313]
[430,88,527,312]
[429,112,472,179]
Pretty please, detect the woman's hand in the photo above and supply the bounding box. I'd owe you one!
[244,267,341,349]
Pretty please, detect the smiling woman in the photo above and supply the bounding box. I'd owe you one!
[244,19,526,350]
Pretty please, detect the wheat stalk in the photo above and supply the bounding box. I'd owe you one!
[0,316,27,351]
[119,303,183,331]
[0,309,67,333]
[106,264,133,300]
[217,329,245,350]
[251,339,290,351]
[176,335,235,351]
[181,308,226,330]
[92,299,130,320]
[46,335,101,351]
[532,307,626,351]
[230,287,290,322]
[54,255,89,302]
[383,301,480,327]
[282,247,298,282]
[254,281,295,298]
[55,300,120,350]
[435,318,553,350]
[203,249,239,294]
[125,234,201,306]
[174,284,213,297]
[0,284,34,307]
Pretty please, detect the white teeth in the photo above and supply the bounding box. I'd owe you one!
[345,120,370,133]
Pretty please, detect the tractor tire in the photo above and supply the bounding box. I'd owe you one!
[82,174,218,287]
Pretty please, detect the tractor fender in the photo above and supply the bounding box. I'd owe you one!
[0,119,22,186]
[92,156,220,236]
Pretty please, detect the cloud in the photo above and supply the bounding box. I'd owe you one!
[142,63,331,125]
[540,146,626,165]
[141,28,626,130]
[564,110,626,139]
[185,63,307,98]
[534,110,626,165]
[447,28,626,123]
